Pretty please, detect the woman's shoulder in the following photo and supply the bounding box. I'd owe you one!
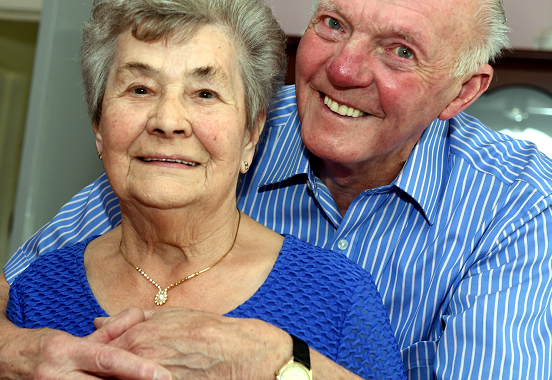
[273,234,383,314]
[8,235,105,335]
[11,236,99,290]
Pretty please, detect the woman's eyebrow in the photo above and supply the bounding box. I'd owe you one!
[189,65,231,86]
[117,62,159,77]
[116,62,231,86]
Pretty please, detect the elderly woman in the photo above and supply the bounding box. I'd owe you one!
[6,0,406,379]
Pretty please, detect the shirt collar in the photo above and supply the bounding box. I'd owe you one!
[394,118,450,225]
[258,108,311,186]
[258,110,450,225]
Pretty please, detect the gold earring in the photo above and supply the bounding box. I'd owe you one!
[98,151,103,160]
[244,161,249,172]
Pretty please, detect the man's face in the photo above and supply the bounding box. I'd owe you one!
[296,0,472,170]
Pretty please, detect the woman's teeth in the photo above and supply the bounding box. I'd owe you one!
[324,95,365,118]
[142,158,198,166]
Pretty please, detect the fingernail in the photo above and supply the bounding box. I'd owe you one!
[153,368,172,380]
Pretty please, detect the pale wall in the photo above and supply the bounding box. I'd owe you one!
[503,0,552,49]
[265,0,312,36]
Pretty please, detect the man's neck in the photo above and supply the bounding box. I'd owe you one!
[317,157,407,216]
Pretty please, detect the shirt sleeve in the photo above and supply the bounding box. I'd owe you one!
[3,172,120,285]
[337,272,407,380]
[434,196,552,380]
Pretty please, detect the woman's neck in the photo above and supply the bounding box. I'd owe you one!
[84,209,283,316]
[118,201,241,270]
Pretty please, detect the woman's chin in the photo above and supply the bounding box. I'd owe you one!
[130,196,196,212]
[118,182,203,211]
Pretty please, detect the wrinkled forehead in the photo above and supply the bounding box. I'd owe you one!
[315,0,472,19]
[111,26,243,90]
[315,0,473,52]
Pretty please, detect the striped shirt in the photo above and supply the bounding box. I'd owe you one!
[6,85,552,379]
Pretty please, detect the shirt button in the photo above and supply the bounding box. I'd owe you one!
[337,239,348,250]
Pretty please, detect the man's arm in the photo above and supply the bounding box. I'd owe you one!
[4,172,119,285]
[434,199,552,379]
[0,273,171,380]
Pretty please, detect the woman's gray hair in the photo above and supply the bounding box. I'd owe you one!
[81,0,287,131]
[309,0,510,77]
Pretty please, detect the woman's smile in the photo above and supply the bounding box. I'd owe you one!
[139,157,200,167]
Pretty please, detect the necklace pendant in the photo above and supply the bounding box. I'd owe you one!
[155,289,168,305]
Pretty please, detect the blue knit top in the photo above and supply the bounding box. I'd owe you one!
[7,234,406,379]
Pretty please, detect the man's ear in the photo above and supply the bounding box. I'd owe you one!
[93,121,103,154]
[439,63,493,120]
[241,109,266,172]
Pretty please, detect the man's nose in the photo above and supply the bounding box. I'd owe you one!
[146,94,192,138]
[326,39,374,88]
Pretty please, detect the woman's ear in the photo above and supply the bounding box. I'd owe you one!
[93,121,103,154]
[241,109,266,172]
[439,64,493,120]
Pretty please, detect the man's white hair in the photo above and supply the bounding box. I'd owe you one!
[309,0,511,77]
[453,0,511,77]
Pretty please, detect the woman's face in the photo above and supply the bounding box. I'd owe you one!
[95,26,260,211]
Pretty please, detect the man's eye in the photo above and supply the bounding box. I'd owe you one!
[198,91,214,99]
[393,46,414,59]
[323,17,342,31]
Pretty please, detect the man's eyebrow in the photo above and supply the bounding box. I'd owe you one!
[316,1,423,47]
[373,22,424,47]
[317,0,343,14]
[390,27,415,44]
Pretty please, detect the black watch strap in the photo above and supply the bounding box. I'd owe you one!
[290,334,311,369]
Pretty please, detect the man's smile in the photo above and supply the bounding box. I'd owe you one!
[324,95,366,118]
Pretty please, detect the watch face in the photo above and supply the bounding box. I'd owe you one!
[279,363,312,380]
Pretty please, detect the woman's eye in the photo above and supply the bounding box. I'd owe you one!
[393,46,414,59]
[323,17,342,31]
[132,87,149,95]
[198,91,214,99]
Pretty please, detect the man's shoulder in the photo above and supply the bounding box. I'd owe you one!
[449,112,552,197]
[271,84,297,106]
[265,85,297,129]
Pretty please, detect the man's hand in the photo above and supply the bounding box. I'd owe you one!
[0,273,172,380]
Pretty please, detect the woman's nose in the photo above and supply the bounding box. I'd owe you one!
[326,39,374,88]
[146,94,192,138]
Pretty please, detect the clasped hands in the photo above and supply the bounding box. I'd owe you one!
[77,307,289,379]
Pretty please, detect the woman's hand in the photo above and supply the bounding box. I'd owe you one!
[0,273,171,380]
[97,307,292,380]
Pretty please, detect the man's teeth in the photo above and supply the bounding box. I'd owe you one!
[324,96,365,118]
[143,158,198,166]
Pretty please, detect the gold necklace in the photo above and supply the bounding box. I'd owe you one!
[119,211,241,306]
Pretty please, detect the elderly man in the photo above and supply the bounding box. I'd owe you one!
[2,0,552,379]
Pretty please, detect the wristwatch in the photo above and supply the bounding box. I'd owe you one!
[276,334,313,380]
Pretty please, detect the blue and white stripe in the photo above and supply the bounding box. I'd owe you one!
[6,85,552,379]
